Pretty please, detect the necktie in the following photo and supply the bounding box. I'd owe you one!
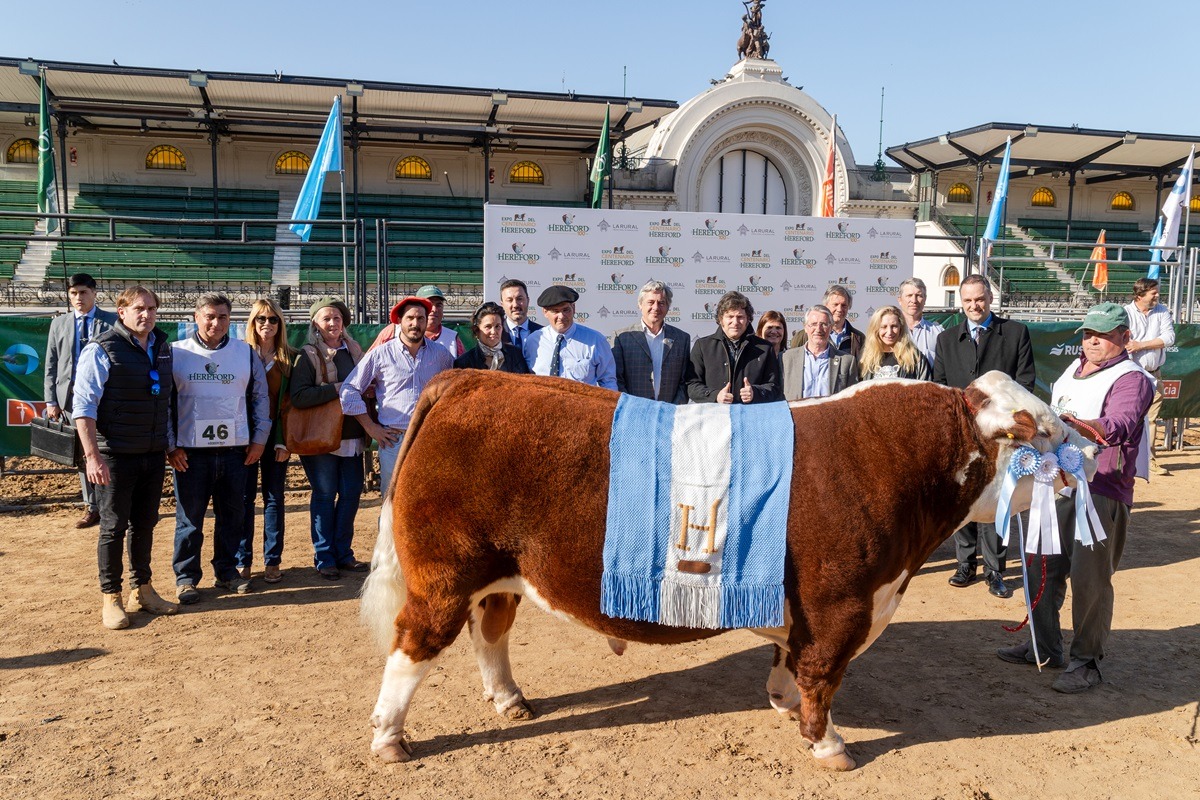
[512,326,521,350]
[77,316,89,358]
[550,333,565,377]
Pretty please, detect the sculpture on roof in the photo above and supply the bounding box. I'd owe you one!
[736,0,771,61]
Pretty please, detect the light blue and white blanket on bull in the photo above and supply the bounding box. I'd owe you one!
[601,394,793,629]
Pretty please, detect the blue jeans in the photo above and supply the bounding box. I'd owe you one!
[378,441,402,496]
[300,453,364,570]
[238,452,288,568]
[173,447,248,586]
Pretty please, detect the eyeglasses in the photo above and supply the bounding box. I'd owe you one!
[148,369,161,397]
[255,316,280,325]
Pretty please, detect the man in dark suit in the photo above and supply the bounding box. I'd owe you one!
[933,274,1036,599]
[612,280,691,404]
[788,284,865,358]
[687,291,780,404]
[44,273,117,529]
[498,278,543,351]
[781,305,859,400]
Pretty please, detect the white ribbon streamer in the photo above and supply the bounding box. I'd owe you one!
[996,442,1104,554]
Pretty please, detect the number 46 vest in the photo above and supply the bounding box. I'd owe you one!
[171,336,253,448]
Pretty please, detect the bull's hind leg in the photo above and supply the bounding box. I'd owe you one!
[468,593,534,720]
[370,594,471,763]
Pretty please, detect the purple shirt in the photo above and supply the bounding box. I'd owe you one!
[1075,352,1154,506]
[340,337,454,429]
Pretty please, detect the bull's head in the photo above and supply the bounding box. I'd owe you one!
[960,371,1099,525]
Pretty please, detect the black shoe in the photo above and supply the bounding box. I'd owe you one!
[948,563,976,587]
[985,571,1013,599]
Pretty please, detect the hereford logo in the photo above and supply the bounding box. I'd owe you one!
[189,362,237,384]
[550,275,588,294]
[694,276,728,295]
[784,223,815,242]
[782,304,808,324]
[693,219,731,239]
[497,243,541,264]
[780,248,818,267]
[825,222,862,242]
[649,218,681,238]
[692,302,719,320]
[548,213,590,235]
[736,276,775,296]
[866,276,899,294]
[598,272,638,294]
[869,251,899,269]
[666,307,682,322]
[600,245,635,267]
[500,213,537,234]
[831,277,858,293]
[740,249,772,270]
[645,245,685,266]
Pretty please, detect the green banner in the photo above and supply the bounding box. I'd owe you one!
[0,316,1187,456]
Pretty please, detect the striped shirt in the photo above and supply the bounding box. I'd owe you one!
[340,337,454,429]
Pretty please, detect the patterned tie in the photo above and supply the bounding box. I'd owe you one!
[512,325,521,351]
[77,315,89,359]
[550,333,565,377]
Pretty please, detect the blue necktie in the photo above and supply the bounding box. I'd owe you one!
[76,315,89,359]
[512,326,521,350]
[550,334,564,377]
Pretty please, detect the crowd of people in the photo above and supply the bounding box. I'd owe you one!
[48,268,1175,694]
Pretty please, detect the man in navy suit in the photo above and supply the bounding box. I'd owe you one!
[612,280,692,404]
[498,278,542,351]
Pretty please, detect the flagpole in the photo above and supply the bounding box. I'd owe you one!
[340,167,348,306]
[1180,145,1195,293]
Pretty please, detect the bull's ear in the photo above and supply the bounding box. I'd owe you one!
[1000,410,1038,442]
[963,386,990,414]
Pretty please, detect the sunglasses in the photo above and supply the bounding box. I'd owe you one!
[255,316,281,325]
[149,369,161,397]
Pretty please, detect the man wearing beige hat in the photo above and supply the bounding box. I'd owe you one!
[998,302,1153,693]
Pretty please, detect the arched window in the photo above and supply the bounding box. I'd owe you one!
[942,265,961,287]
[1031,187,1056,208]
[146,144,186,171]
[396,155,432,180]
[6,138,37,164]
[1191,196,1200,214]
[947,182,972,204]
[509,161,544,185]
[1110,191,1135,211]
[275,150,311,175]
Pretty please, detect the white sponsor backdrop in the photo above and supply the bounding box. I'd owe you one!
[483,205,915,339]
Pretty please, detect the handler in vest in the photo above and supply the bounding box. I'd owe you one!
[74,286,178,629]
[168,293,271,603]
[997,302,1153,693]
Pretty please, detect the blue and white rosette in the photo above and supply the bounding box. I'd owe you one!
[995,442,1105,555]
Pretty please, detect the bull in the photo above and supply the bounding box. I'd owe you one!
[360,369,1097,770]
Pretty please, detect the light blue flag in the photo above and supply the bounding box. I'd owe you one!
[981,137,1012,244]
[289,96,343,242]
[1148,216,1164,279]
[1148,147,1193,278]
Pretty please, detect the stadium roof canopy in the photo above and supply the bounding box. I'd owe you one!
[0,57,677,153]
[887,122,1200,186]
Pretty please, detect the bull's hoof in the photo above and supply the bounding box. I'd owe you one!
[371,734,413,763]
[501,698,536,721]
[814,750,856,771]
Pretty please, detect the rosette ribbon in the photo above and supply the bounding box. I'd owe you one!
[995,442,1105,555]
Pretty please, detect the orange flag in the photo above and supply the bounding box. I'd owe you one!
[820,114,837,217]
[1090,229,1108,291]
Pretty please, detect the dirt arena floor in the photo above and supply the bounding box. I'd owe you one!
[1,443,1197,800]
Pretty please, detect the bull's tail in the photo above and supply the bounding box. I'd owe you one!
[360,495,405,651]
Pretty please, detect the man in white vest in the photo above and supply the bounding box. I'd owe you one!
[168,293,271,603]
[997,302,1153,693]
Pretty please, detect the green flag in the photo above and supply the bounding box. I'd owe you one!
[589,104,610,209]
[37,75,59,234]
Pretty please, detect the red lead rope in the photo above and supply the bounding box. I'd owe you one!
[1002,555,1050,633]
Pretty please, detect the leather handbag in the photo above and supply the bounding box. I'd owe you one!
[29,415,84,469]
[284,346,344,456]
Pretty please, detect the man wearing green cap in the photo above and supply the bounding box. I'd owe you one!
[369,285,465,358]
[998,302,1153,693]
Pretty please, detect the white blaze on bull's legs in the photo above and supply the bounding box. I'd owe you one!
[853,570,909,659]
[468,603,533,719]
[370,649,438,762]
[810,712,850,765]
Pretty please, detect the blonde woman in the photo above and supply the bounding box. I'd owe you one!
[236,298,298,583]
[860,305,932,381]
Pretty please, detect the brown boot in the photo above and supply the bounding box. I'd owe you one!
[130,583,178,615]
[102,593,129,630]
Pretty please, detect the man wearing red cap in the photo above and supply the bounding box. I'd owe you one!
[369,285,464,357]
[340,296,454,492]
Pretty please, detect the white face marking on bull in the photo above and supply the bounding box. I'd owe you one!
[852,570,909,659]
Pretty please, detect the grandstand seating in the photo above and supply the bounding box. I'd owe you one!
[0,180,37,280]
[298,193,485,287]
[1016,217,1160,298]
[52,184,279,287]
[943,215,1071,295]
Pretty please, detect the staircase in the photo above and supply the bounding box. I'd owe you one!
[271,190,302,290]
[12,188,78,285]
[1004,226,1091,303]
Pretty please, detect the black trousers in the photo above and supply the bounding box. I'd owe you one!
[96,451,166,594]
[953,521,1006,575]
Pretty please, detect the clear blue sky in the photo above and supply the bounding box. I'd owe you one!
[4,0,1196,166]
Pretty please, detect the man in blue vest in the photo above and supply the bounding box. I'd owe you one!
[74,286,177,630]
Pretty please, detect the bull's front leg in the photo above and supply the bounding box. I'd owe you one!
[468,593,535,721]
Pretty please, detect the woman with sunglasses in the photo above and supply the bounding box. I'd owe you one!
[453,301,531,373]
[237,298,299,584]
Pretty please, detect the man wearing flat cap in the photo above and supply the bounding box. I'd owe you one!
[998,302,1153,694]
[524,284,617,389]
[44,273,116,528]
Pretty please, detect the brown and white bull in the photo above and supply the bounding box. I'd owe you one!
[360,369,1096,771]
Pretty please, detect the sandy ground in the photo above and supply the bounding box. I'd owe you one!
[0,446,1197,800]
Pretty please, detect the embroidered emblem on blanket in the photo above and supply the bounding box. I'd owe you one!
[601,394,794,629]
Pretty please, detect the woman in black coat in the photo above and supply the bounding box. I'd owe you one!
[453,301,532,373]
